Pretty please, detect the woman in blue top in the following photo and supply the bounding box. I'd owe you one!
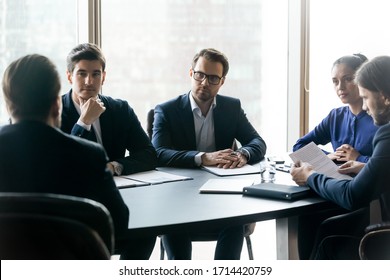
[293,54,378,163]
[292,55,390,259]
[294,54,377,260]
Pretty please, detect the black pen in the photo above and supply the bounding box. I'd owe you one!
[230,140,238,156]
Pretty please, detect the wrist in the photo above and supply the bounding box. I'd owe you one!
[109,161,123,176]
[107,163,115,175]
[236,148,250,160]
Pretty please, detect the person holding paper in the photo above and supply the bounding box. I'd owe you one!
[292,54,376,259]
[293,54,378,163]
[291,56,390,259]
[152,48,267,259]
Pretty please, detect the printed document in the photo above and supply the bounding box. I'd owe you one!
[201,164,260,176]
[289,142,352,180]
[120,170,193,185]
[114,177,149,189]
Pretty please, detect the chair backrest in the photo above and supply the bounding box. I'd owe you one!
[0,192,114,260]
[146,109,154,140]
[359,222,390,260]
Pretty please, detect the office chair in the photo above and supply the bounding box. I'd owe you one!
[359,222,390,260]
[0,192,114,260]
[146,108,154,140]
[147,109,256,260]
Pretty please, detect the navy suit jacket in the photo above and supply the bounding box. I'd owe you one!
[61,90,157,175]
[0,121,129,237]
[152,93,267,167]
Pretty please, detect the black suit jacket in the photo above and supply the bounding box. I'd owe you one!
[152,93,267,167]
[0,121,129,237]
[61,90,157,175]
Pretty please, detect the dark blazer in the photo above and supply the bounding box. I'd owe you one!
[308,122,390,220]
[61,90,157,175]
[0,121,129,237]
[152,92,267,167]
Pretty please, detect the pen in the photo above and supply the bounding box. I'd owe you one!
[230,140,238,156]
[231,139,236,151]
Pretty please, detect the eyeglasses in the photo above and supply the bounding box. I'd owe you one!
[192,70,223,85]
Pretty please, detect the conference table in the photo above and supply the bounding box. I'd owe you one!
[119,166,337,260]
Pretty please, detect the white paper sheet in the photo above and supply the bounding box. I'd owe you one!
[120,170,192,185]
[201,164,260,176]
[289,142,352,180]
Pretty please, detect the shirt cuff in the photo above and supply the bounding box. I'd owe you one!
[237,147,251,161]
[76,119,92,131]
[195,152,205,166]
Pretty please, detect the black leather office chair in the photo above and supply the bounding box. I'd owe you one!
[359,222,390,260]
[147,109,256,259]
[0,192,114,260]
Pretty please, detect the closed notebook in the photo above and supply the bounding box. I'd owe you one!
[243,183,312,201]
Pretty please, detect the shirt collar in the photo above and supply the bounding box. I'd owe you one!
[189,91,217,117]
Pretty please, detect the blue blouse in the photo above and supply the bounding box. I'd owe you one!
[293,106,378,163]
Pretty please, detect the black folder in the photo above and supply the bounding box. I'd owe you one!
[243,183,312,201]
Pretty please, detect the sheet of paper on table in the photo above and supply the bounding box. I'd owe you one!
[201,164,260,176]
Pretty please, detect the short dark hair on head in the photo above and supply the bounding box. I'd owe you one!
[66,43,106,73]
[332,53,368,72]
[2,54,61,120]
[192,48,229,77]
[355,55,390,99]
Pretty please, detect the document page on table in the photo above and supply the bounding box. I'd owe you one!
[289,142,352,180]
[201,164,260,176]
[120,170,192,184]
[114,177,149,189]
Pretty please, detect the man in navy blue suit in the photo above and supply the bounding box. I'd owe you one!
[152,48,267,259]
[0,54,129,259]
[61,43,157,176]
[60,43,157,259]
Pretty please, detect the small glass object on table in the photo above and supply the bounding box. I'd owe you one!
[260,160,276,183]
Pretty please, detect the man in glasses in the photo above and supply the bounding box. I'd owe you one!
[152,48,267,259]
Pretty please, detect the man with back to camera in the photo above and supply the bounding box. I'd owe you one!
[0,54,130,259]
[60,43,157,259]
[152,48,267,259]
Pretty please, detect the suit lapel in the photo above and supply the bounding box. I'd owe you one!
[98,95,113,147]
[213,98,222,148]
[180,93,197,149]
[62,91,81,129]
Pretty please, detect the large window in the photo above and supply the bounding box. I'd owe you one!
[309,0,390,137]
[0,0,290,155]
[0,0,77,124]
[101,0,289,155]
